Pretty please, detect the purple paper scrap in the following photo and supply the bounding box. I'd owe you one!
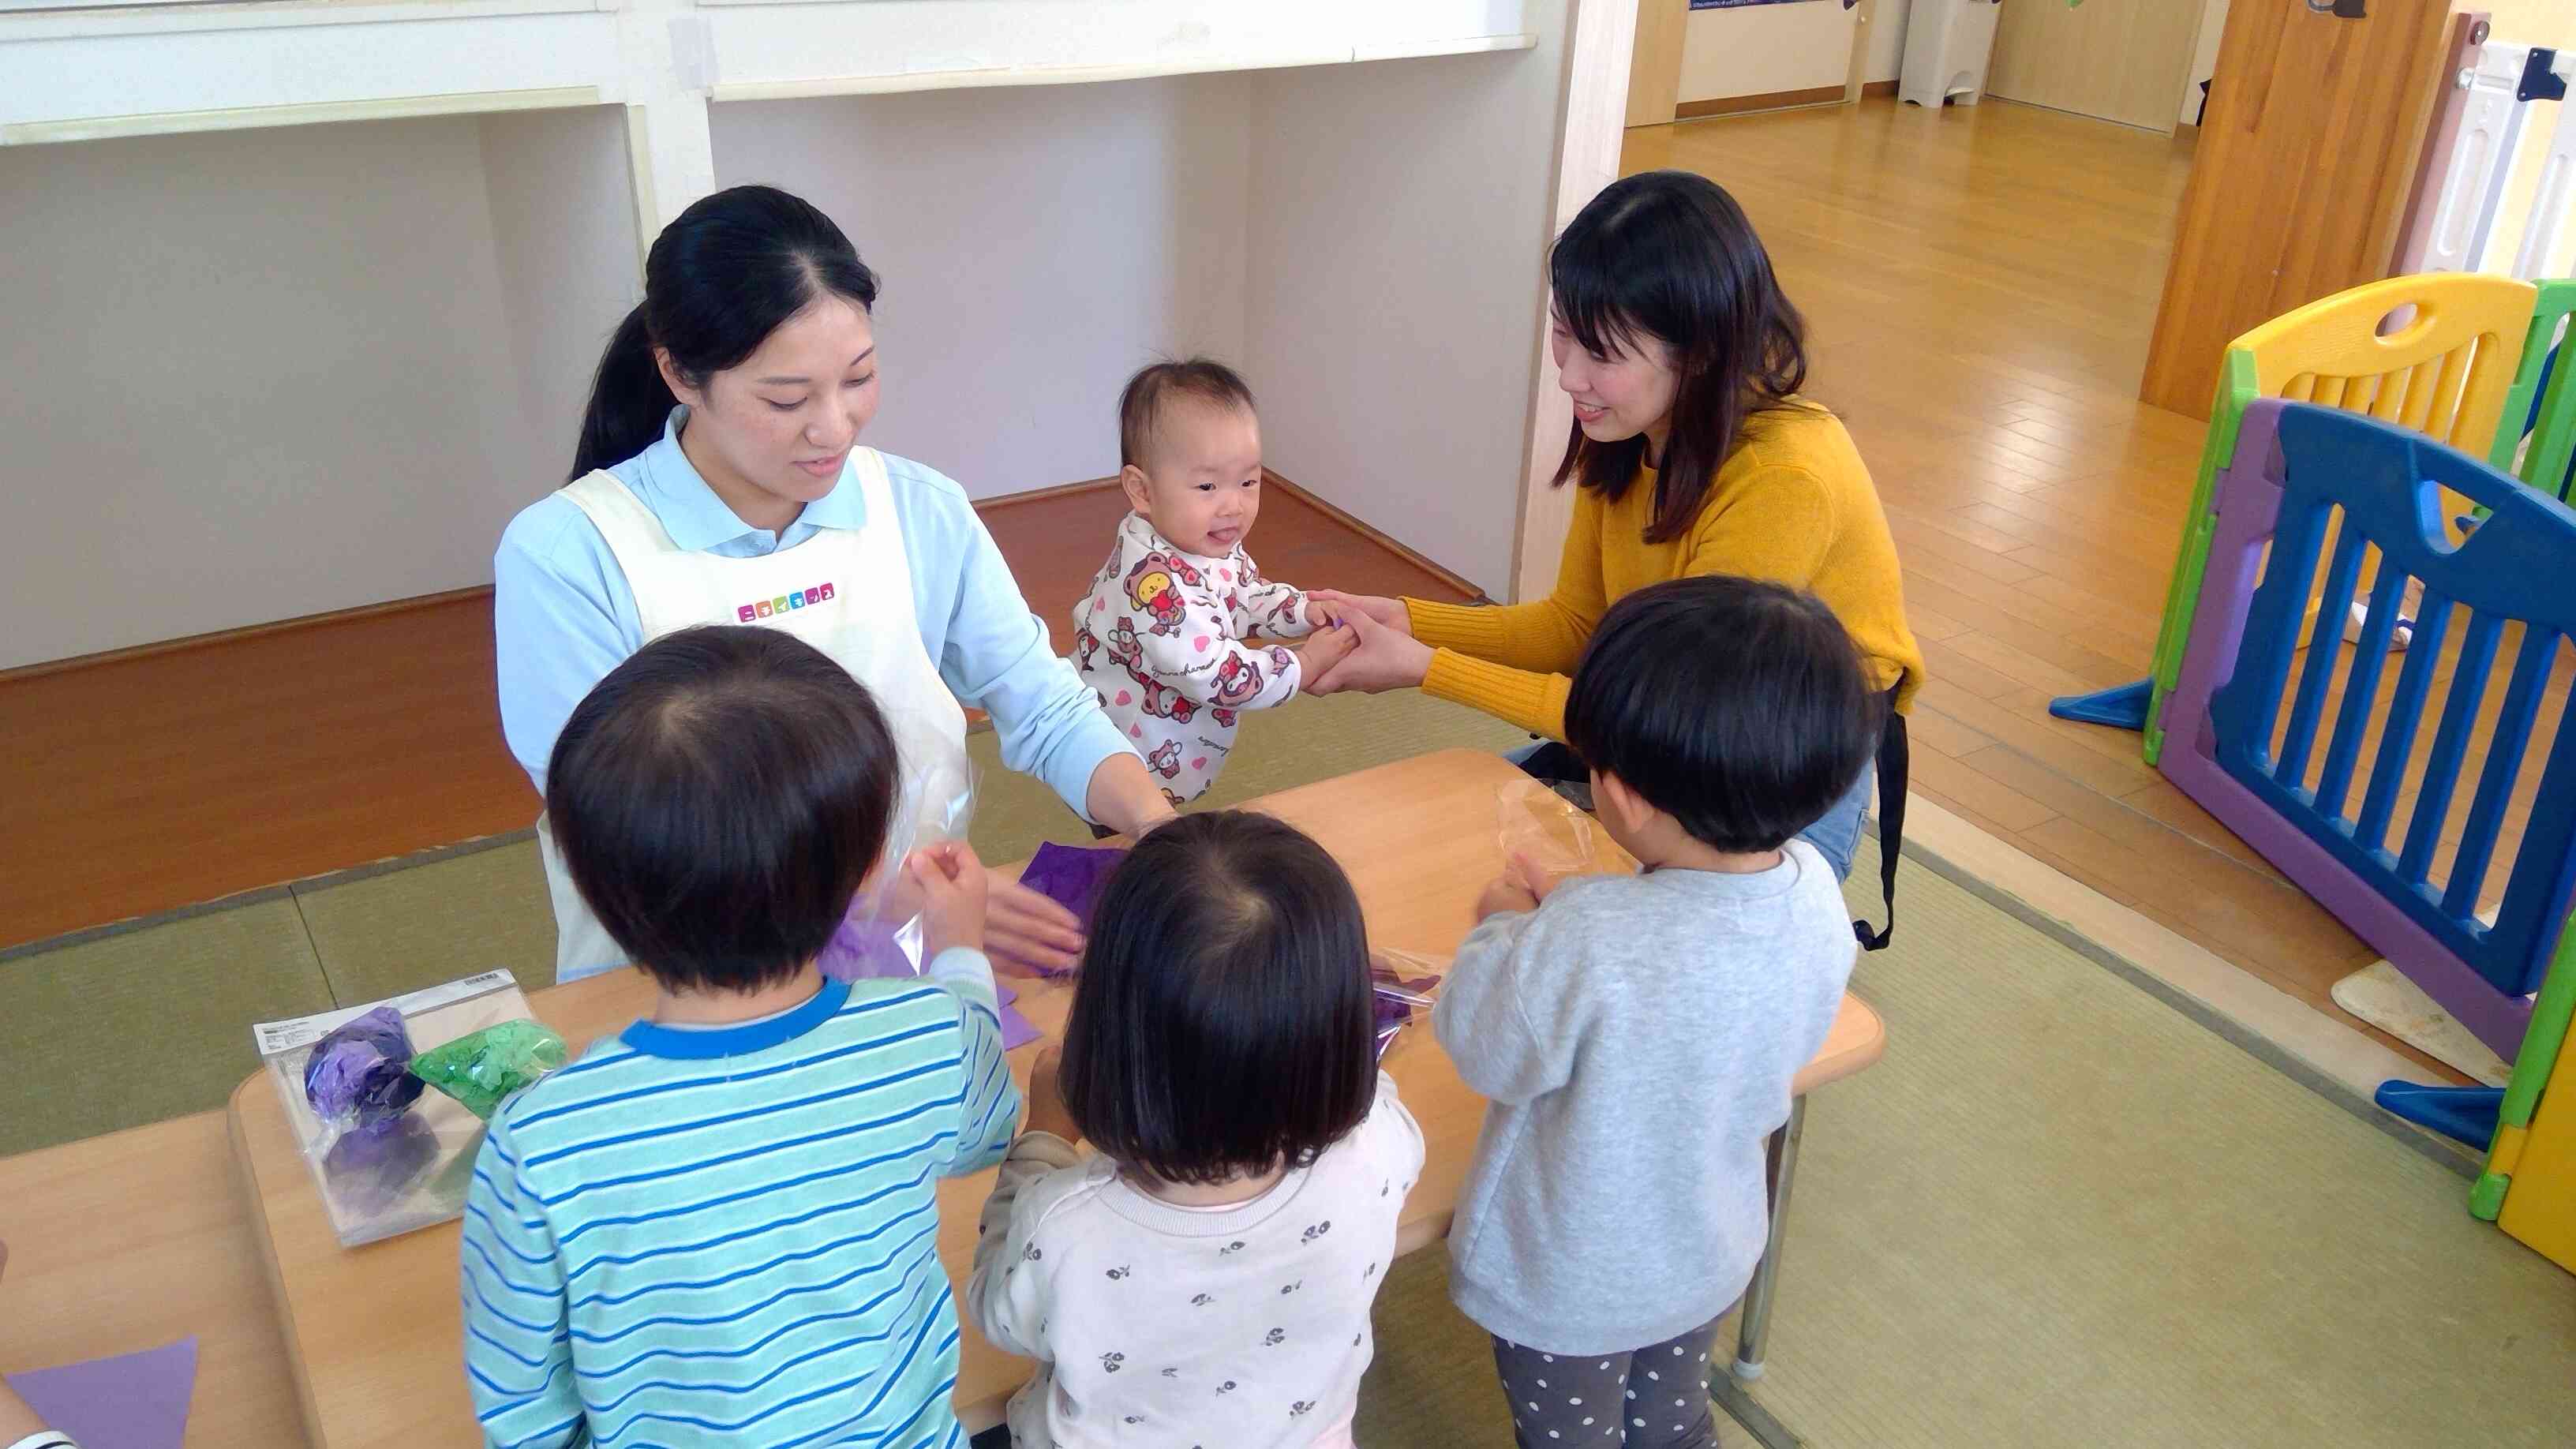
[6,1336,197,1449]
[994,980,1042,1050]
[818,916,917,983]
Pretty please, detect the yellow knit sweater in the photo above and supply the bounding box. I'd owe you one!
[1408,402,1923,741]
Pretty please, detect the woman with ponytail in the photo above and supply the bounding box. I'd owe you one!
[496,185,1172,981]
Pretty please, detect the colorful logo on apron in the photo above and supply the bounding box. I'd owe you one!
[739,582,837,622]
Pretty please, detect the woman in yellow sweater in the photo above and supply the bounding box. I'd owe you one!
[1310,170,1923,942]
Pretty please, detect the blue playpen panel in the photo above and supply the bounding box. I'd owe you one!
[2208,404,2576,999]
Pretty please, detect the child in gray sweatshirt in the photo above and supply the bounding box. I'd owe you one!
[1433,575,1882,1449]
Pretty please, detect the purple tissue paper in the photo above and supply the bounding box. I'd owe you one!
[1369,967,1442,1061]
[818,918,916,983]
[6,1337,197,1449]
[1016,843,1127,977]
[303,1004,425,1129]
[320,1111,442,1215]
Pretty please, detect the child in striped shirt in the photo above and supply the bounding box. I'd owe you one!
[461,626,1022,1449]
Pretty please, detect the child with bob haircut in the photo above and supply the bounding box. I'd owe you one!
[965,811,1422,1449]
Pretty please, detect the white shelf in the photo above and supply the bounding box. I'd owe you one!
[1,0,620,144]
[711,32,1535,103]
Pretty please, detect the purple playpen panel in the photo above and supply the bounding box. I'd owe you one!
[2159,399,2537,1058]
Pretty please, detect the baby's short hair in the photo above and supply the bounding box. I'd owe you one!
[545,626,898,993]
[1118,358,1256,470]
[1565,575,1881,854]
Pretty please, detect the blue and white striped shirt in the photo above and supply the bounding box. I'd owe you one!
[459,952,1021,1448]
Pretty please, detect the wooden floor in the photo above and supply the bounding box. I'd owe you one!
[0,97,2475,1077]
[0,483,1467,950]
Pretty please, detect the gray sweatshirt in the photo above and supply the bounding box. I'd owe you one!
[1433,843,1856,1354]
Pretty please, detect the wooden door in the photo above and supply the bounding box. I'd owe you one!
[2140,0,2458,418]
[1987,0,2207,133]
[1625,0,1688,128]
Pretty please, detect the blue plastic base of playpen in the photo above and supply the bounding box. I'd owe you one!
[2047,677,2151,731]
[2372,1082,2504,1150]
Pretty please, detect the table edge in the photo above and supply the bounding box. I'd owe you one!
[227,1080,331,1447]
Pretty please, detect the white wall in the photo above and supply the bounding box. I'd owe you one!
[478,107,644,489]
[1247,36,1569,598]
[709,77,1251,498]
[0,115,580,669]
[1868,0,1913,85]
[2181,0,2226,128]
[1679,1,1856,103]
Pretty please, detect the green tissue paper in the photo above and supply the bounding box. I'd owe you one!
[408,1019,568,1119]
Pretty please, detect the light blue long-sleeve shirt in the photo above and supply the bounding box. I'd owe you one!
[493,409,1132,812]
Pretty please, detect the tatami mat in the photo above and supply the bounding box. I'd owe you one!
[294,837,559,1002]
[963,690,1533,863]
[1670,837,2563,1445]
[0,898,334,1157]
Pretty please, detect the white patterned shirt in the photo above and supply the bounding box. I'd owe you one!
[964,1076,1423,1448]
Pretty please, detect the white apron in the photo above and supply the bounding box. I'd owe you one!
[537,451,972,983]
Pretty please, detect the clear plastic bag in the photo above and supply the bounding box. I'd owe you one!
[1370,946,1451,1061]
[255,970,549,1248]
[819,761,979,981]
[1497,777,1597,877]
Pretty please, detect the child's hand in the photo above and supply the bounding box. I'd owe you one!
[1474,874,1541,921]
[1295,623,1360,689]
[1024,1046,1081,1143]
[908,841,990,960]
[1304,596,1342,629]
[1509,850,1567,904]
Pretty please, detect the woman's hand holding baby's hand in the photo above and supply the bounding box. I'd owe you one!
[1024,1047,1081,1143]
[1305,590,1411,635]
[1295,623,1361,691]
[908,841,990,960]
[1305,608,1435,696]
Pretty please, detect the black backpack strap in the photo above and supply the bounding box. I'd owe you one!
[1854,702,1908,952]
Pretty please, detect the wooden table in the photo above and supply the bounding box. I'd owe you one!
[226,749,1885,1444]
[0,1111,306,1444]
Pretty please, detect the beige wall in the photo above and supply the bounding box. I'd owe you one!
[1680,1,1857,101]
[710,77,1252,500]
[0,114,589,669]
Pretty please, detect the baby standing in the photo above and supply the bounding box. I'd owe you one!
[1071,361,1352,805]
[964,811,1422,1447]
[1435,577,1878,1449]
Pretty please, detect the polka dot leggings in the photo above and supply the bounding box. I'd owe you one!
[1489,1317,1726,1448]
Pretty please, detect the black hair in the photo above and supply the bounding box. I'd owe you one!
[570,185,881,481]
[1549,170,1808,544]
[1564,575,1878,854]
[545,625,899,993]
[1118,358,1256,470]
[1058,811,1376,1186]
